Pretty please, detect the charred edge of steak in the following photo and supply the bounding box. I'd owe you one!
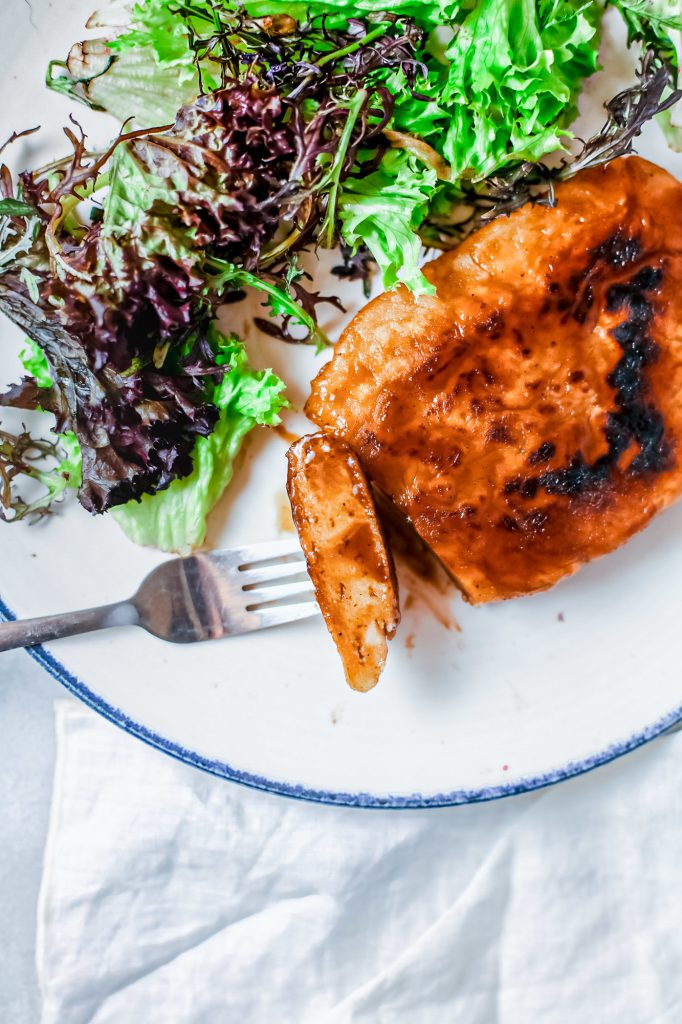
[562,231,643,325]
[510,262,671,502]
[527,441,556,466]
[589,230,643,272]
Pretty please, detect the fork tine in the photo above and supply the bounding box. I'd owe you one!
[251,600,320,631]
[137,540,319,644]
[239,557,307,585]
[225,539,305,568]
[245,580,315,607]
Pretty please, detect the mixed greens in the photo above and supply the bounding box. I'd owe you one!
[0,0,681,551]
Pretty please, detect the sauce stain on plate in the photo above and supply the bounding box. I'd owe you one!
[275,491,295,533]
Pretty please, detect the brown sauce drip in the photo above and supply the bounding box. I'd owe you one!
[275,423,299,444]
[275,490,295,533]
[374,488,461,631]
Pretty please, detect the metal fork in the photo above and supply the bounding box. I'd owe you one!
[0,540,319,653]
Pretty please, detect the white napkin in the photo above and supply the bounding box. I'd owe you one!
[38,701,682,1024]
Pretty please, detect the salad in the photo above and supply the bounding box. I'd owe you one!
[0,0,680,553]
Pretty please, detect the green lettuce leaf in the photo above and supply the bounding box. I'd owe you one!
[109,0,223,95]
[96,0,468,111]
[86,46,199,125]
[48,45,199,126]
[112,327,286,552]
[102,141,198,266]
[0,198,38,218]
[110,0,204,78]
[383,66,450,140]
[441,0,601,181]
[609,0,682,57]
[35,432,82,503]
[51,0,604,300]
[286,0,600,286]
[338,150,438,293]
[19,338,53,389]
[112,0,471,40]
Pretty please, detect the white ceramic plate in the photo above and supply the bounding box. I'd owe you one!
[3,0,682,807]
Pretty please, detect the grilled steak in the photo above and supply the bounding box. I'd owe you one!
[306,156,682,603]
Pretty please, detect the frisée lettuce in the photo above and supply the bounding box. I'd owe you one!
[112,328,286,552]
[7,326,285,550]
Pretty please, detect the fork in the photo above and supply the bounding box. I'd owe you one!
[0,540,319,653]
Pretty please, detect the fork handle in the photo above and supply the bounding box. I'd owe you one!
[0,601,139,653]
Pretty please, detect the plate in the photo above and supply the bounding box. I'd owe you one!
[3,0,682,807]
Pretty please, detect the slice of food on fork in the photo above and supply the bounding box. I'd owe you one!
[306,156,682,603]
[287,433,399,692]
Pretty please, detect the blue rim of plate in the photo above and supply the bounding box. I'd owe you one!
[3,592,682,808]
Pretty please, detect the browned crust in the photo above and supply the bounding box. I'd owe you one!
[287,432,399,691]
[306,157,682,603]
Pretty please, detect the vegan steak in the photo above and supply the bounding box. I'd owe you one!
[306,157,682,602]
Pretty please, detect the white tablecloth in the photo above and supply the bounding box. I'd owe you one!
[34,699,682,1024]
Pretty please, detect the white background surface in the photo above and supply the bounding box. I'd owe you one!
[1,653,60,1024]
[3,661,682,1024]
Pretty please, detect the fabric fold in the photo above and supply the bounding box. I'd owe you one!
[38,702,682,1024]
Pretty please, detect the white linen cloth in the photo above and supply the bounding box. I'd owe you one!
[37,700,682,1024]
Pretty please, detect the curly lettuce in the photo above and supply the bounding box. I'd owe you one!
[20,338,53,390]
[58,0,604,293]
[441,0,601,180]
[338,151,438,294]
[5,323,284,548]
[611,0,682,60]
[112,327,286,552]
[47,44,199,126]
